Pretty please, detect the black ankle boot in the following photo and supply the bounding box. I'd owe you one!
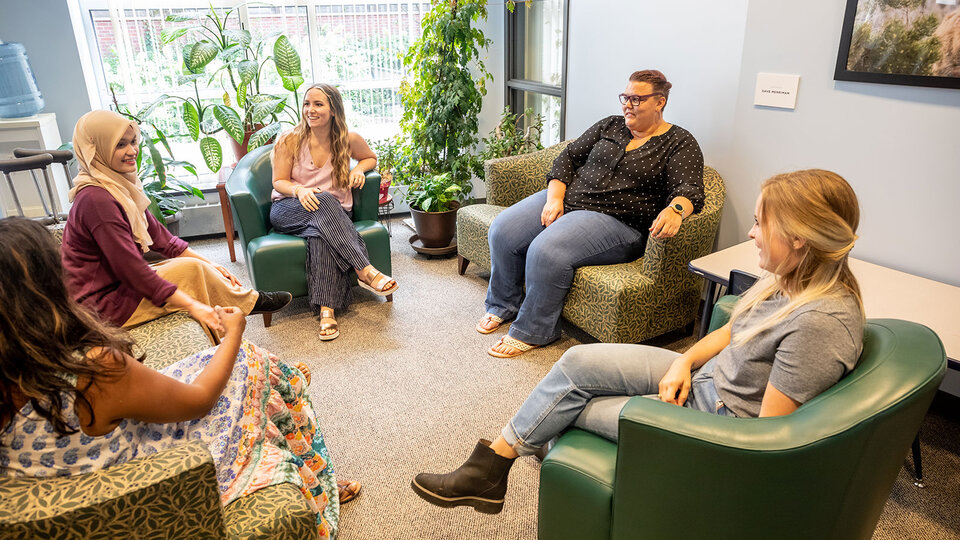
[250,290,293,314]
[411,439,516,514]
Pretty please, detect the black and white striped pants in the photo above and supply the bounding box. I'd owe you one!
[269,193,370,310]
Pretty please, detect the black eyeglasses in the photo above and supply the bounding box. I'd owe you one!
[618,93,662,107]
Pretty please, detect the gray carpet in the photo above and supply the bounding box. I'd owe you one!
[188,218,959,540]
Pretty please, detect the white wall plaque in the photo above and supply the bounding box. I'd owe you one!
[754,73,800,109]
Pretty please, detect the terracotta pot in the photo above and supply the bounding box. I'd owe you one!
[410,203,459,248]
[229,124,275,163]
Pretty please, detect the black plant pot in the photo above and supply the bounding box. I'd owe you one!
[410,203,459,247]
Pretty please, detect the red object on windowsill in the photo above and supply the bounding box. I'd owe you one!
[378,172,392,205]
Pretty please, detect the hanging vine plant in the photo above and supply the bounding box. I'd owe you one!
[396,0,492,209]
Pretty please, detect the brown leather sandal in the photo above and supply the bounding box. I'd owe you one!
[338,480,362,504]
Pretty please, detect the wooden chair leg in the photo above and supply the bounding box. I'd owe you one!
[457,254,470,275]
[386,293,393,303]
[262,312,272,327]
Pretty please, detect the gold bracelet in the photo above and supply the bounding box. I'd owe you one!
[292,184,302,197]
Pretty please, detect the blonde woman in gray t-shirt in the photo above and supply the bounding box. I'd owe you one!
[412,169,865,514]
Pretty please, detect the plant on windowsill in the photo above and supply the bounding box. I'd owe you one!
[158,4,304,172]
[470,106,545,180]
[395,0,491,249]
[371,136,401,203]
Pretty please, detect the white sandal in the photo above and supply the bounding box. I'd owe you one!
[358,270,399,296]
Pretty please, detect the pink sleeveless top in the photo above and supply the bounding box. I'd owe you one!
[272,141,352,210]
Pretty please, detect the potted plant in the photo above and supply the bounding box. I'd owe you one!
[401,172,463,247]
[470,107,545,179]
[371,136,401,202]
[395,0,491,245]
[160,4,304,172]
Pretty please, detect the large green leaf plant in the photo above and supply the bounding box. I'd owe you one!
[396,0,491,211]
[159,4,305,172]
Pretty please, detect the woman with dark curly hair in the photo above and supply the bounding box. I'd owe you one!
[0,217,360,538]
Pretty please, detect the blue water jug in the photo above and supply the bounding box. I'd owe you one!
[0,42,45,118]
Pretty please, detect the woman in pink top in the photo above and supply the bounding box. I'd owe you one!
[270,84,398,341]
[270,83,398,340]
[61,110,292,338]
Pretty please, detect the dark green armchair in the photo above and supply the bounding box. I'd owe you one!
[538,295,947,540]
[225,144,391,325]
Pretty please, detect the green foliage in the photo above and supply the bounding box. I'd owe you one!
[397,0,491,210]
[370,136,402,176]
[847,9,941,75]
[402,172,463,212]
[471,107,544,179]
[160,3,305,171]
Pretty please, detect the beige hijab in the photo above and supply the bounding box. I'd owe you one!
[69,110,153,252]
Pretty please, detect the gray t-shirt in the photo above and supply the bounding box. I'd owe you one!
[712,292,863,418]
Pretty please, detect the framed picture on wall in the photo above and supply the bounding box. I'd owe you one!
[835,0,960,90]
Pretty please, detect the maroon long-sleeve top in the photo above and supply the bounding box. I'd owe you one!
[61,186,189,326]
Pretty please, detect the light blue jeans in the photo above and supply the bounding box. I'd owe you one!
[501,343,735,455]
[486,190,647,345]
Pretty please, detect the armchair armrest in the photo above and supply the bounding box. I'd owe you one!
[0,440,226,537]
[352,169,382,222]
[484,141,571,207]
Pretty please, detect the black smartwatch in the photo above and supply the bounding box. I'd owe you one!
[669,203,684,218]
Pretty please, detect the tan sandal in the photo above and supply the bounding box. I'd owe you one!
[476,313,505,334]
[319,308,339,341]
[338,480,362,504]
[294,362,312,386]
[488,336,538,358]
[358,270,399,296]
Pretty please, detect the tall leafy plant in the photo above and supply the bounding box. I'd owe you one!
[159,4,304,172]
[397,0,491,208]
[471,107,544,179]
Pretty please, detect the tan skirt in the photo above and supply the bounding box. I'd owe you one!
[123,257,258,343]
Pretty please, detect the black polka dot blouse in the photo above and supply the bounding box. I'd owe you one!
[547,115,705,233]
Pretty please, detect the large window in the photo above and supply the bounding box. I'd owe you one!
[505,0,568,146]
[76,0,429,187]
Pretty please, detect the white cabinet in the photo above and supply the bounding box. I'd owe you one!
[0,113,71,218]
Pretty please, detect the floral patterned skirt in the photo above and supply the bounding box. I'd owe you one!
[158,340,339,538]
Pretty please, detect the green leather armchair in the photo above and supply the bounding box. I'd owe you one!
[225,145,391,325]
[538,295,947,540]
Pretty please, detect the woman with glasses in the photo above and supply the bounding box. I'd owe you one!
[477,70,705,357]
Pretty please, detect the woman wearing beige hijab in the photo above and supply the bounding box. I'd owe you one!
[60,110,291,337]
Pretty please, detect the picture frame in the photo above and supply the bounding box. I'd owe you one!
[834,0,960,90]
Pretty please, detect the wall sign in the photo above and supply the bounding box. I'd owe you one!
[754,73,800,109]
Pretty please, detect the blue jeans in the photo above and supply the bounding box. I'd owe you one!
[486,190,647,345]
[501,343,735,455]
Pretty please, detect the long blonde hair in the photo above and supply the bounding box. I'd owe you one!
[731,169,864,344]
[281,83,351,189]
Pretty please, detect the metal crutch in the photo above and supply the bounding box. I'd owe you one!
[0,153,56,224]
[14,148,75,221]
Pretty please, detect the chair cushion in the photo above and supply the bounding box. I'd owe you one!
[129,311,213,370]
[224,483,316,540]
[455,203,505,271]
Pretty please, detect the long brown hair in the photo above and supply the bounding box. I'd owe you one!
[0,218,138,441]
[280,83,351,189]
[731,169,864,344]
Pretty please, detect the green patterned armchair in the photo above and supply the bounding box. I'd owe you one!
[537,296,946,540]
[456,142,725,343]
[0,440,314,539]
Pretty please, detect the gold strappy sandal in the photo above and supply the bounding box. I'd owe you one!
[319,308,339,341]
